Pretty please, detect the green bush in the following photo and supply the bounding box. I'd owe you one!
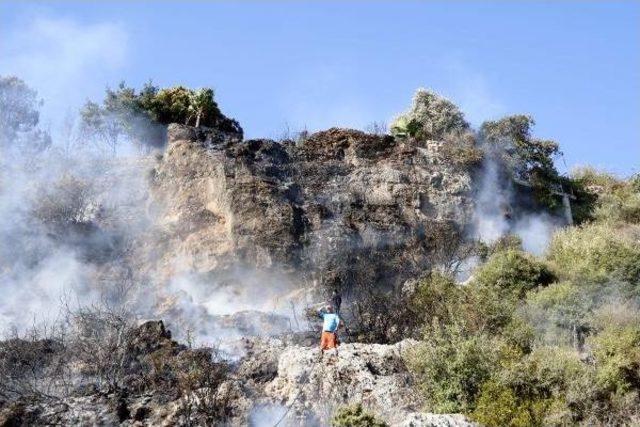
[474,249,555,297]
[571,167,640,225]
[524,282,593,348]
[472,379,543,427]
[407,322,497,413]
[80,82,242,153]
[546,223,640,284]
[410,273,462,326]
[589,319,640,395]
[390,89,469,140]
[473,347,586,427]
[331,404,388,427]
[461,281,519,334]
[477,234,523,261]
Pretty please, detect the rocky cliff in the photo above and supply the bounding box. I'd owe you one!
[0,122,480,426]
[143,124,473,296]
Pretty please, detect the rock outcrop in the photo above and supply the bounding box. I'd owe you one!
[0,322,474,426]
[144,125,474,295]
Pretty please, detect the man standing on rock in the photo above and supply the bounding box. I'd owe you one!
[318,304,342,359]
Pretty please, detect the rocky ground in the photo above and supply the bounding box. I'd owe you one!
[0,321,474,426]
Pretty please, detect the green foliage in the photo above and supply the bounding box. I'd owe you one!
[462,280,519,334]
[390,89,469,140]
[80,82,165,153]
[472,380,542,427]
[408,213,640,424]
[408,322,497,413]
[525,282,593,348]
[560,174,598,224]
[472,347,585,427]
[480,115,562,209]
[80,81,241,154]
[546,223,640,284]
[473,249,555,297]
[410,273,462,326]
[331,404,388,427]
[589,316,640,395]
[571,167,640,225]
[480,115,559,180]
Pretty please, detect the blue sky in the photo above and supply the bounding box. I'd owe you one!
[1,1,638,175]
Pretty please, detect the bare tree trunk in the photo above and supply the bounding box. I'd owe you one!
[195,112,201,128]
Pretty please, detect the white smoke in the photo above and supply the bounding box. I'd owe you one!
[249,404,289,426]
[0,15,128,130]
[472,152,560,256]
[513,214,557,255]
[0,13,139,336]
[473,155,511,243]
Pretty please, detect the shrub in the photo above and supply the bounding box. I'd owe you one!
[524,282,593,348]
[390,89,469,140]
[407,322,497,413]
[473,249,555,297]
[410,272,462,327]
[477,234,523,261]
[473,347,586,427]
[501,316,536,354]
[589,319,640,396]
[461,281,519,334]
[331,404,388,427]
[472,380,539,427]
[570,168,640,225]
[546,223,640,284]
[0,331,70,401]
[31,174,96,232]
[80,81,242,153]
[349,288,413,344]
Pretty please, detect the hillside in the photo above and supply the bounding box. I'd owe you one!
[1,82,639,426]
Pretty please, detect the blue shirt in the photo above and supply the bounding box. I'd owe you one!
[320,312,340,332]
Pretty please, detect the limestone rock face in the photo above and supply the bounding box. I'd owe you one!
[262,340,422,424]
[145,125,474,291]
[237,338,475,426]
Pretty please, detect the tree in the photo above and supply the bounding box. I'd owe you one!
[0,76,51,152]
[80,82,168,154]
[79,100,122,154]
[391,89,469,140]
[79,82,241,154]
[480,115,562,208]
[188,88,217,128]
[479,115,560,183]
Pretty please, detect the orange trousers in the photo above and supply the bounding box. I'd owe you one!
[320,331,338,350]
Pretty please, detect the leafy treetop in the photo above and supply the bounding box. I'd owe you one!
[390,89,470,140]
[80,82,242,153]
